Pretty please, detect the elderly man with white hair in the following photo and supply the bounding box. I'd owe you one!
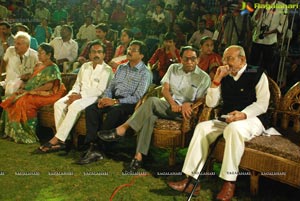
[168,45,270,200]
[0,31,38,95]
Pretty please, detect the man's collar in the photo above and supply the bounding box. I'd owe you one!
[230,64,247,81]
[23,48,31,57]
[61,37,72,43]
[126,61,144,70]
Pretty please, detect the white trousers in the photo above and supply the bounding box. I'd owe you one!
[54,95,97,142]
[182,117,264,181]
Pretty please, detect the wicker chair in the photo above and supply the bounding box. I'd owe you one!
[142,85,205,166]
[204,77,300,195]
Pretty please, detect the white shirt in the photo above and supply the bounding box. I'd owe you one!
[206,65,270,118]
[161,63,211,105]
[69,61,113,98]
[3,46,38,83]
[50,37,78,62]
[76,24,96,41]
[251,0,288,45]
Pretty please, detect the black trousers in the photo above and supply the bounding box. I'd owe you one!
[249,42,278,80]
[84,103,136,144]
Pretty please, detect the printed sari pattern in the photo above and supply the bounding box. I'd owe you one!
[0,64,66,143]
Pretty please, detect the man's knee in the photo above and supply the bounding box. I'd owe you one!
[144,96,160,106]
[194,121,212,137]
[106,107,126,117]
[67,102,83,113]
[54,99,65,110]
[85,103,98,114]
[223,122,242,139]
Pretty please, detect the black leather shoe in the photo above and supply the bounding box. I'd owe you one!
[123,158,142,173]
[97,129,123,142]
[76,150,104,165]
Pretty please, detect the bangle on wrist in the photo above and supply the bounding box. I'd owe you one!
[212,80,221,86]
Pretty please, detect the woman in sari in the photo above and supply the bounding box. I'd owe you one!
[198,36,222,80]
[0,43,66,143]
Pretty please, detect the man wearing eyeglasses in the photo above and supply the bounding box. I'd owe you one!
[38,40,113,153]
[168,45,270,200]
[76,40,152,165]
[97,46,210,172]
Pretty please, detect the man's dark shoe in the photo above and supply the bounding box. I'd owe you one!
[97,129,123,142]
[123,158,142,173]
[216,181,236,201]
[168,178,201,196]
[76,150,104,165]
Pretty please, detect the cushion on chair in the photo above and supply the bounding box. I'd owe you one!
[245,128,300,163]
[154,119,182,130]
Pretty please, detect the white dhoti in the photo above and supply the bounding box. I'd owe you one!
[182,117,264,181]
[54,95,97,142]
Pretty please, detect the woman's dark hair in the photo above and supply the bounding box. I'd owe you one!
[163,32,176,41]
[121,28,134,39]
[200,36,213,46]
[180,46,199,57]
[39,43,55,62]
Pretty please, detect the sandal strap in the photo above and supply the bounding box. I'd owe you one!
[39,141,66,153]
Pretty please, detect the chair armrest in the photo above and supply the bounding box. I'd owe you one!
[198,106,214,122]
[181,98,205,134]
[191,97,204,110]
[134,84,158,110]
[198,105,222,123]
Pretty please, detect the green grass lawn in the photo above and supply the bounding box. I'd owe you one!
[0,131,300,201]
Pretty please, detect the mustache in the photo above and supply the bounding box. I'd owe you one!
[127,53,132,56]
[93,56,100,60]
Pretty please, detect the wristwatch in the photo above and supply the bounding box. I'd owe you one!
[113,99,119,104]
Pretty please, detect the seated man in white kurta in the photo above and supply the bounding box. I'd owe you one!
[1,31,38,95]
[38,40,113,153]
[168,45,270,200]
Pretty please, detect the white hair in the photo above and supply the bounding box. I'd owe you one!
[14,31,31,45]
[225,45,246,57]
